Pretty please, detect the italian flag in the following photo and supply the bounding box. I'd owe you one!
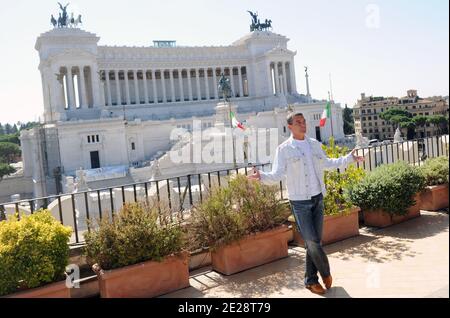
[319,101,331,127]
[230,111,245,130]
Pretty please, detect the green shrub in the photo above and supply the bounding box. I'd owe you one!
[345,161,426,216]
[84,201,184,271]
[0,210,72,296]
[322,137,366,216]
[418,156,449,186]
[189,174,290,250]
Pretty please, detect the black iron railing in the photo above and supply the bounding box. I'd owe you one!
[0,134,448,245]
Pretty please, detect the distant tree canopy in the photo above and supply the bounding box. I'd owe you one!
[343,105,355,135]
[0,121,39,135]
[0,142,21,164]
[0,133,20,145]
[0,163,16,181]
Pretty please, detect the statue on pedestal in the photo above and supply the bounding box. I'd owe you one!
[218,73,232,101]
[394,128,403,143]
[75,168,88,191]
[355,132,369,148]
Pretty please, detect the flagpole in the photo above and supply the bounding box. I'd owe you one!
[328,91,334,140]
[226,87,237,168]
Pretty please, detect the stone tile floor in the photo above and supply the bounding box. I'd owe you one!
[162,210,449,298]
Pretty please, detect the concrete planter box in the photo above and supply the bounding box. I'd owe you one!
[289,207,360,247]
[420,184,449,211]
[6,280,70,298]
[211,225,290,275]
[363,194,422,228]
[93,251,190,298]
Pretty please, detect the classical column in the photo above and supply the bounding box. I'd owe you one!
[213,67,218,99]
[289,61,298,94]
[169,69,176,102]
[124,71,131,105]
[267,62,273,96]
[238,66,243,97]
[91,64,103,107]
[282,62,288,96]
[187,69,193,101]
[66,66,75,109]
[143,70,149,104]
[115,70,122,106]
[151,70,158,103]
[274,63,280,95]
[161,70,167,103]
[133,70,140,104]
[103,69,112,106]
[178,69,185,102]
[195,69,201,100]
[229,67,235,97]
[79,66,88,107]
[204,68,210,100]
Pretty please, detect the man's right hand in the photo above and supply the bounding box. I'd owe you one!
[247,167,261,181]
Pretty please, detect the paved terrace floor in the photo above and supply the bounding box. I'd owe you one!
[162,210,449,298]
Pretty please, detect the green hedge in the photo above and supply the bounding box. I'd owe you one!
[0,210,72,296]
[189,174,290,250]
[84,201,184,271]
[418,156,449,186]
[345,161,426,216]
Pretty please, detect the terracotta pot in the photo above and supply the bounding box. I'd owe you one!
[6,280,70,298]
[290,207,360,247]
[420,184,449,211]
[363,194,422,228]
[211,225,290,275]
[94,251,190,298]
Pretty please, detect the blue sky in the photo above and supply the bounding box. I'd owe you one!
[0,0,448,124]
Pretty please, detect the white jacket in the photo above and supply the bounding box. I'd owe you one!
[260,135,355,201]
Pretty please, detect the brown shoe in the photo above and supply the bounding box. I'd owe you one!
[322,275,332,289]
[305,283,326,295]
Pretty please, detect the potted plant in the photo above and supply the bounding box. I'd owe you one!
[418,156,449,211]
[346,161,426,228]
[289,138,365,246]
[0,210,72,298]
[84,201,189,298]
[189,174,291,275]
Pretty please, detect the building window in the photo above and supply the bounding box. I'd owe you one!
[363,129,367,134]
[362,110,366,114]
[87,134,100,144]
[131,142,135,150]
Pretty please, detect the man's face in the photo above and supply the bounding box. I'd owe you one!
[288,115,307,135]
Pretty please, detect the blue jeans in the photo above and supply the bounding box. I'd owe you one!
[290,193,331,286]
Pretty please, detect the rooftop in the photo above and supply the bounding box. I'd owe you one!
[163,210,449,298]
